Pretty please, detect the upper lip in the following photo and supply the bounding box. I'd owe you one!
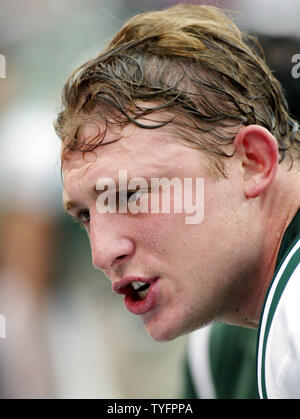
[113,276,158,295]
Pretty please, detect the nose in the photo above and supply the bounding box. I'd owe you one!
[89,214,135,272]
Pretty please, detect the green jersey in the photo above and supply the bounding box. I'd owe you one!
[257,209,300,398]
[184,210,300,399]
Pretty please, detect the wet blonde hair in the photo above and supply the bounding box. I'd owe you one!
[55,4,300,174]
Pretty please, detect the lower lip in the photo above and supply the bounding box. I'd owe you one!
[124,278,159,315]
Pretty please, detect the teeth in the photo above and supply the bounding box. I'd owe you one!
[131,281,146,290]
[137,288,149,299]
[130,280,151,300]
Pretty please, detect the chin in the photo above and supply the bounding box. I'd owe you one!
[145,324,181,342]
[142,307,210,342]
[142,311,193,342]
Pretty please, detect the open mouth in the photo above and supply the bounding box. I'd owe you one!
[129,280,152,300]
[113,277,159,315]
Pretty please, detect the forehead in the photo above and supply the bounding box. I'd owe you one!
[62,121,206,185]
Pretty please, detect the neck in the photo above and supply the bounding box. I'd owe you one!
[224,162,300,329]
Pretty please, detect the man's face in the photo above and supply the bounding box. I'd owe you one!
[63,121,253,341]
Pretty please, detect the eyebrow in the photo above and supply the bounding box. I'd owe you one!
[63,176,153,213]
[63,184,99,213]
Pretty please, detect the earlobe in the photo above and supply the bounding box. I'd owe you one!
[234,125,279,198]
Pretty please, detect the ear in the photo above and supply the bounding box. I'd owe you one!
[234,125,279,198]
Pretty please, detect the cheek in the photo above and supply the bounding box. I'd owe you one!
[133,212,187,258]
[202,177,239,234]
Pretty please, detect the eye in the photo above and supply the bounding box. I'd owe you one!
[127,190,143,204]
[78,209,90,223]
[118,190,143,206]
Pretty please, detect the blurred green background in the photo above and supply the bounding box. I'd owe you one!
[0,0,299,398]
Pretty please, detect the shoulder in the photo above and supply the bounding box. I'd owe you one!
[257,237,300,398]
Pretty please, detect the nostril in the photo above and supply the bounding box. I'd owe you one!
[113,254,128,266]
